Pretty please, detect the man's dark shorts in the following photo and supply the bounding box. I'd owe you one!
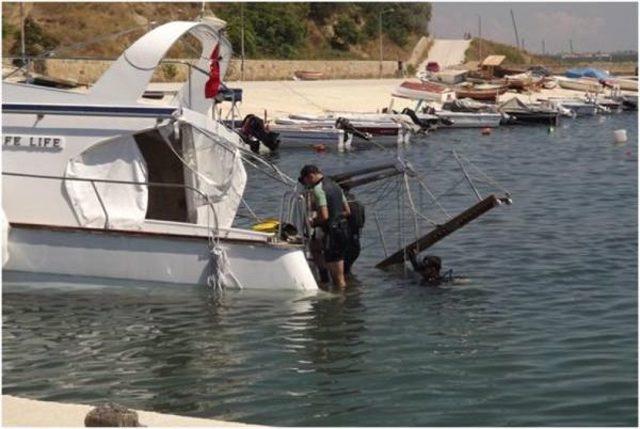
[323,221,348,263]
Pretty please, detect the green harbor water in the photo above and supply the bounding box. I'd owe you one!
[3,113,637,426]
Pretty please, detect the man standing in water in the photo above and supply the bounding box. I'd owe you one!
[299,165,351,289]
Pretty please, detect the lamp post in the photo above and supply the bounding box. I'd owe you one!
[20,2,28,79]
[240,2,245,81]
[378,8,394,79]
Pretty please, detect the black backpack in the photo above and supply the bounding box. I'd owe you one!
[348,200,365,231]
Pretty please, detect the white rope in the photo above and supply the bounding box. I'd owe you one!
[453,150,482,201]
[276,81,328,112]
[457,152,511,196]
[403,173,422,244]
[240,196,261,223]
[413,174,452,219]
[373,212,389,257]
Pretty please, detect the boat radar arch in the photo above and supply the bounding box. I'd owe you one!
[90,20,232,113]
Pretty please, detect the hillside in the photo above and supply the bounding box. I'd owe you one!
[2,2,431,61]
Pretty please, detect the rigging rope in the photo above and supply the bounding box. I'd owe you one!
[276,81,328,112]
[413,174,452,219]
[4,23,154,79]
[457,152,511,196]
[240,196,261,223]
[453,150,482,201]
[403,173,423,243]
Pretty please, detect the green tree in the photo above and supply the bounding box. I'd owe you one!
[309,2,349,23]
[331,16,360,51]
[247,3,308,58]
[9,17,59,56]
[217,4,258,57]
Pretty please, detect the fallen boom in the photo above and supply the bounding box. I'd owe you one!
[376,194,504,269]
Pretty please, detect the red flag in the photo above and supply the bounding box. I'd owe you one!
[205,44,221,99]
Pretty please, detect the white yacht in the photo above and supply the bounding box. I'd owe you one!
[2,20,318,291]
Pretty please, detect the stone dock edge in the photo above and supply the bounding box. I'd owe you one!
[2,395,266,427]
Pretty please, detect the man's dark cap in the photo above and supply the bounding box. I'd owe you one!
[298,164,321,183]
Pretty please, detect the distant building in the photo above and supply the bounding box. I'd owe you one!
[559,52,613,61]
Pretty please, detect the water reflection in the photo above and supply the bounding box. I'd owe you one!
[306,285,367,374]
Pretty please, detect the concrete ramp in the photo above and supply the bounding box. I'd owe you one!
[420,39,471,71]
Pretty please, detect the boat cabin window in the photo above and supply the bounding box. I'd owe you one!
[134,129,188,222]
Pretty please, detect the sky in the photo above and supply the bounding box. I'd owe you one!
[430,2,638,54]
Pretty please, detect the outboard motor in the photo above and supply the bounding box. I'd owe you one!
[401,107,442,130]
[238,114,280,154]
[410,107,455,127]
[335,117,372,141]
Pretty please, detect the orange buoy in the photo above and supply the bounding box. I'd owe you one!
[312,144,327,152]
[481,127,492,135]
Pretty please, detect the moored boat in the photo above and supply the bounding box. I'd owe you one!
[293,70,324,80]
[277,115,412,146]
[543,97,600,116]
[425,110,505,128]
[498,97,560,125]
[454,83,509,102]
[2,20,319,291]
[612,77,638,91]
[393,80,457,103]
[266,124,353,151]
[555,76,604,93]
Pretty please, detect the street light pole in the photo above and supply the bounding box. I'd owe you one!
[241,2,245,81]
[378,8,393,79]
[378,11,383,78]
[477,15,482,60]
[20,2,28,78]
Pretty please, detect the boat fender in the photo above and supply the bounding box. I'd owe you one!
[208,243,242,291]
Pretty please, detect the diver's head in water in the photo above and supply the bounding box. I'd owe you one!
[421,255,442,282]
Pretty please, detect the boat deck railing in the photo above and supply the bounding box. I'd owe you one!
[2,171,221,236]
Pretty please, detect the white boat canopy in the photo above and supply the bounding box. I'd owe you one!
[65,134,149,229]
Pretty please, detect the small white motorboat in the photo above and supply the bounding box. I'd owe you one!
[392,80,457,103]
[543,98,600,116]
[2,19,319,292]
[611,77,638,91]
[424,110,505,128]
[278,115,414,147]
[555,76,604,93]
[266,124,354,151]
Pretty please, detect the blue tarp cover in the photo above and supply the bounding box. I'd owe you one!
[565,67,610,80]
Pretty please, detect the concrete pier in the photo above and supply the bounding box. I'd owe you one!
[2,395,264,427]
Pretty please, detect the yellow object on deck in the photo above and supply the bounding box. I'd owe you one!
[251,218,280,233]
